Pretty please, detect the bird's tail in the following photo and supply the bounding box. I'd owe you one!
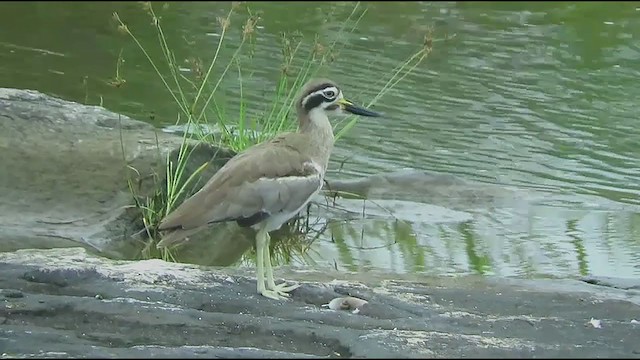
[155,226,206,249]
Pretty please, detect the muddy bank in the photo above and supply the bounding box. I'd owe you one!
[1,247,639,358]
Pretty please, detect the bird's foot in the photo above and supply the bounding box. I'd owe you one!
[271,281,301,293]
[261,282,301,300]
[261,289,289,301]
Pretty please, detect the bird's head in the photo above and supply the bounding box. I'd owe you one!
[296,78,383,119]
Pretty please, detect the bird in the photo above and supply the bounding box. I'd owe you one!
[155,78,382,300]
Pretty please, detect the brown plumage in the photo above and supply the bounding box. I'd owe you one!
[156,78,381,300]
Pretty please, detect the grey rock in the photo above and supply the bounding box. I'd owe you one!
[1,247,639,358]
[581,276,640,290]
[0,88,234,256]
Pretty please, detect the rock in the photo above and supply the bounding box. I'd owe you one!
[322,168,538,211]
[0,88,238,257]
[1,247,639,358]
[580,276,640,290]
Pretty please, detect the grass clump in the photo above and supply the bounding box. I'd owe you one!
[112,2,434,264]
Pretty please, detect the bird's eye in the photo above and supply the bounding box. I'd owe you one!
[323,90,336,99]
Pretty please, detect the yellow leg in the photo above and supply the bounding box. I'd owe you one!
[264,232,300,298]
[257,229,291,300]
[255,229,267,295]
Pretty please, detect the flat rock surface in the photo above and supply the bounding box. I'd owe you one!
[1,247,639,358]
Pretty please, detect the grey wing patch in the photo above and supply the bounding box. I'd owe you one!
[256,173,323,213]
[225,165,324,227]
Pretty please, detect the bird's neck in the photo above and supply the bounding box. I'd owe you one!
[298,108,335,170]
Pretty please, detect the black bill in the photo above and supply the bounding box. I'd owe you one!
[340,99,383,117]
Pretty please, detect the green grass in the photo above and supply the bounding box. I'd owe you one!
[112,2,434,263]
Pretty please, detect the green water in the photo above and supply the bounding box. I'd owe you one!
[1,1,639,279]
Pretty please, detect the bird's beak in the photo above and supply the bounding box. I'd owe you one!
[337,98,382,117]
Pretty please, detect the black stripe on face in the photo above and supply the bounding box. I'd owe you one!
[303,93,327,112]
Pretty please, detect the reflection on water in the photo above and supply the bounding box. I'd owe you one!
[1,2,640,279]
[294,191,640,279]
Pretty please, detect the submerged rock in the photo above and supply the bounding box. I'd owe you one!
[0,247,639,358]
